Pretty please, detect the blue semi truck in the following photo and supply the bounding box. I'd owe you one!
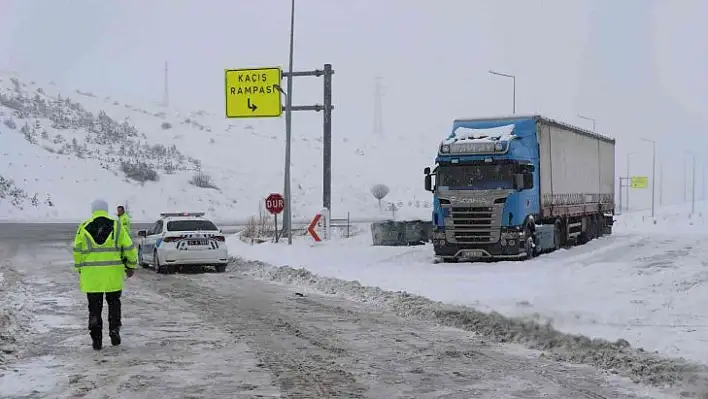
[424,115,615,262]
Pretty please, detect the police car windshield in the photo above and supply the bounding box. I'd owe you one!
[166,220,218,232]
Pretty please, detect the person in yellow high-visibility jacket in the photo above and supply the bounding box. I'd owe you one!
[117,205,131,236]
[73,199,137,351]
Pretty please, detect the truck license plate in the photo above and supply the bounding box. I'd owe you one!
[188,240,207,245]
[460,250,484,258]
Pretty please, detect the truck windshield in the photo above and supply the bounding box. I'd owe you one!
[437,164,515,190]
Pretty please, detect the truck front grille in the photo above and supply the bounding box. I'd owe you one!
[448,206,500,244]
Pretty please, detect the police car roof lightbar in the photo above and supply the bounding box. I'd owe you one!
[160,212,205,217]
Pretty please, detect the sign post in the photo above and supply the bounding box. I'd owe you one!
[225,63,335,246]
[265,193,285,243]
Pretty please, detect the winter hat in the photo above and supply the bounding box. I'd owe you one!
[91,199,109,213]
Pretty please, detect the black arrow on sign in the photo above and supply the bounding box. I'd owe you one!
[247,98,258,112]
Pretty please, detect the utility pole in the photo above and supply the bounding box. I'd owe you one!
[489,70,516,114]
[658,159,663,206]
[162,61,169,107]
[626,152,633,211]
[692,153,696,215]
[684,159,688,202]
[373,77,384,136]
[282,0,296,245]
[641,138,656,219]
[702,161,705,201]
[276,0,335,243]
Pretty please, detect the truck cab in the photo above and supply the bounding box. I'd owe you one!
[425,118,539,261]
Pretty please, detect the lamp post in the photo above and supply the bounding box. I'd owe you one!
[640,138,656,219]
[577,114,596,131]
[687,152,696,216]
[488,70,516,114]
[282,0,296,245]
[626,152,634,211]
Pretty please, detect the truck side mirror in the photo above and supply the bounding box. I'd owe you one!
[424,167,431,175]
[137,229,147,238]
[425,175,433,192]
[513,174,524,190]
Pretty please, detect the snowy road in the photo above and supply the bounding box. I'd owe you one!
[0,224,680,398]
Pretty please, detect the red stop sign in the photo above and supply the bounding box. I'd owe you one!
[265,193,285,215]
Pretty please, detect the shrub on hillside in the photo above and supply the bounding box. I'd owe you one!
[120,161,159,182]
[241,209,276,241]
[161,122,172,130]
[3,118,16,130]
[189,172,218,189]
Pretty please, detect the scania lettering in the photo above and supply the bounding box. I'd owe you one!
[424,115,615,262]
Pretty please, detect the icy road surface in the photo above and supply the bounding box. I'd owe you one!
[0,224,677,398]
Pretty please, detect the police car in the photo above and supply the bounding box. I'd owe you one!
[136,212,229,274]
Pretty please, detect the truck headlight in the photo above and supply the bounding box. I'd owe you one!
[441,144,450,153]
[494,143,503,151]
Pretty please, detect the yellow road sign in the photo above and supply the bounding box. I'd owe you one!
[225,67,282,118]
[630,176,648,189]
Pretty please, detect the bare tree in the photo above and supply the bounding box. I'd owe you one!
[371,184,390,210]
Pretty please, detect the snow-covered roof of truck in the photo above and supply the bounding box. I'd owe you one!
[452,114,616,144]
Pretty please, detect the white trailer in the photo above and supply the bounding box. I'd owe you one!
[536,117,615,244]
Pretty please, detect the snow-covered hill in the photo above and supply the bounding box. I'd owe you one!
[0,74,437,222]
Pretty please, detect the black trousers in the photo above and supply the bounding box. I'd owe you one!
[87,290,122,332]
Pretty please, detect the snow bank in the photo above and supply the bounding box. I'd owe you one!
[227,201,708,372]
[226,256,708,391]
[0,265,33,365]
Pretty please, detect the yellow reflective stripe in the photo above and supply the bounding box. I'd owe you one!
[76,260,125,268]
[114,220,122,248]
[76,247,120,254]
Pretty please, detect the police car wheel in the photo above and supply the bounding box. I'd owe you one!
[154,251,167,274]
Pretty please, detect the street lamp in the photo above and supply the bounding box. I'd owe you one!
[686,151,696,216]
[282,0,296,245]
[577,114,596,131]
[626,152,635,211]
[488,70,516,114]
[641,138,656,219]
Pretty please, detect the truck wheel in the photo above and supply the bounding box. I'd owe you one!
[553,221,562,251]
[524,226,536,259]
[215,264,226,273]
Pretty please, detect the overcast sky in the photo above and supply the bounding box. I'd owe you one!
[1,0,707,207]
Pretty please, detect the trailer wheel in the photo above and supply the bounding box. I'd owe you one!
[597,215,605,237]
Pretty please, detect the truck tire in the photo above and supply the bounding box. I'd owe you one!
[524,225,536,259]
[553,221,562,251]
